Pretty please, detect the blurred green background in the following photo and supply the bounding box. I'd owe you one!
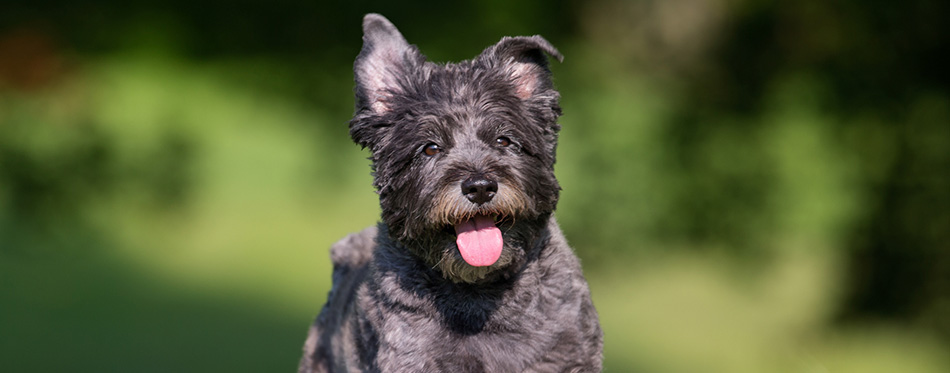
[1,0,948,371]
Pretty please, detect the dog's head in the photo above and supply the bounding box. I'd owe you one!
[350,14,564,283]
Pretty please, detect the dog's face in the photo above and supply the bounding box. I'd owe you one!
[350,14,563,283]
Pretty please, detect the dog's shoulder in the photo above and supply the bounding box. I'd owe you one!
[329,225,378,269]
[300,226,379,372]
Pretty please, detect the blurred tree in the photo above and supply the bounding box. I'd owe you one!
[565,0,949,338]
[669,0,950,336]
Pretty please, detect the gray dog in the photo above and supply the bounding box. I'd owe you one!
[299,14,603,372]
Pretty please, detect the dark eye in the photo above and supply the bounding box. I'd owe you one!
[423,143,441,156]
[496,137,511,147]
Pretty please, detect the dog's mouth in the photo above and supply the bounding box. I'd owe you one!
[453,214,503,267]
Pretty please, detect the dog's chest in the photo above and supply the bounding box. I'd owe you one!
[366,276,578,371]
[373,316,559,372]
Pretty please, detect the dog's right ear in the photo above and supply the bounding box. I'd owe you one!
[354,14,421,115]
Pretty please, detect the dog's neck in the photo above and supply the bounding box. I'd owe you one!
[376,213,552,285]
[367,215,557,335]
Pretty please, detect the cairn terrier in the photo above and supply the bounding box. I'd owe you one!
[299,13,603,372]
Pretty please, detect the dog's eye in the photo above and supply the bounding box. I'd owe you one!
[423,143,441,156]
[496,137,511,147]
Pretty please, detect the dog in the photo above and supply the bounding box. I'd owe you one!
[299,13,603,372]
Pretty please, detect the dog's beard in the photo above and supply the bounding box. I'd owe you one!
[412,182,536,283]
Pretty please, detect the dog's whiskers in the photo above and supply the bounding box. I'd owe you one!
[427,183,531,227]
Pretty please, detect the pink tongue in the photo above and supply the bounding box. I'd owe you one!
[454,215,503,267]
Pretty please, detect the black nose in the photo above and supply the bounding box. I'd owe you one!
[461,176,498,205]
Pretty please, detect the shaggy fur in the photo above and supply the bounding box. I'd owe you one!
[299,14,603,372]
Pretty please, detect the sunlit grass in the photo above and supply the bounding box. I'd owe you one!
[593,251,947,372]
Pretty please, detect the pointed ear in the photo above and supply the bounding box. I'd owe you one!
[483,36,564,100]
[354,14,422,113]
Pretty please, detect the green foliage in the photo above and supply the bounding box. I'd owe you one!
[2,0,949,371]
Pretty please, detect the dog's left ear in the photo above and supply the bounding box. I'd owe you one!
[482,36,564,100]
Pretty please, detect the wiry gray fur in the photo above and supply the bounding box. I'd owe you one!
[299,13,603,372]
